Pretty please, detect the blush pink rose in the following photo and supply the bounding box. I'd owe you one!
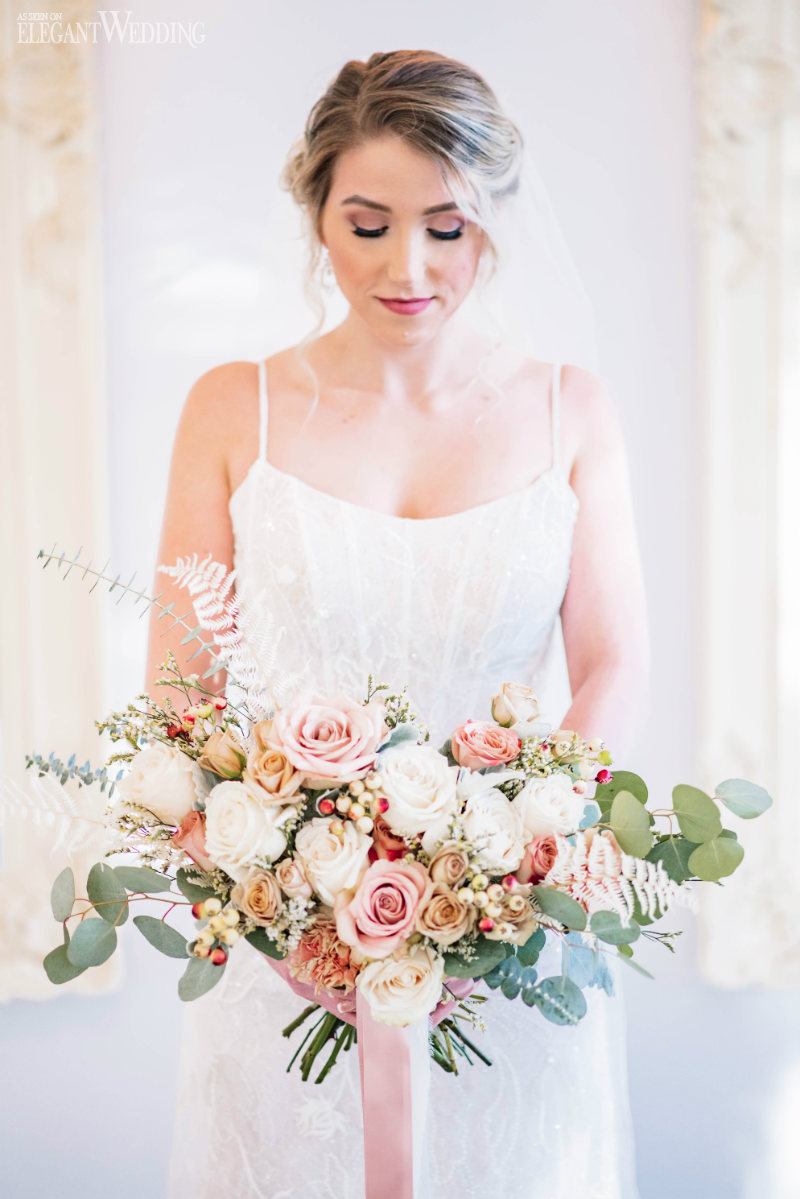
[268,691,388,782]
[335,859,432,959]
[172,810,215,872]
[451,719,522,770]
[516,834,560,884]
[368,816,409,863]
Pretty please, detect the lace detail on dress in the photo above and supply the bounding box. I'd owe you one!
[166,361,640,1198]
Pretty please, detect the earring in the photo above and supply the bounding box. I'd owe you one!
[319,247,335,292]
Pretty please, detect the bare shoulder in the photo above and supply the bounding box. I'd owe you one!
[559,363,625,477]
[180,359,256,435]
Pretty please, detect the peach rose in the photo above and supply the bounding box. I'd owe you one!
[516,834,560,884]
[428,842,470,888]
[369,816,409,863]
[172,810,216,872]
[231,868,283,927]
[245,719,305,803]
[275,855,313,899]
[416,884,475,946]
[268,691,388,782]
[197,728,247,779]
[335,859,432,959]
[451,720,521,770]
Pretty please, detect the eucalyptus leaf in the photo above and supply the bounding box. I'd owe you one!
[589,910,641,945]
[133,915,190,958]
[518,926,546,967]
[443,936,512,979]
[87,863,129,925]
[50,866,75,922]
[178,954,226,1000]
[715,778,773,820]
[378,724,421,753]
[532,886,587,931]
[561,931,602,988]
[646,836,697,883]
[615,950,654,979]
[609,791,653,857]
[532,976,587,1026]
[66,918,118,967]
[246,926,286,961]
[594,770,648,812]
[500,976,521,1000]
[579,802,601,830]
[688,835,745,881]
[43,944,87,984]
[175,867,217,903]
[672,785,722,843]
[114,865,175,893]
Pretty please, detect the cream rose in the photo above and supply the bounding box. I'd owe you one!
[428,842,470,889]
[231,868,283,926]
[115,741,205,826]
[512,773,584,840]
[490,682,542,728]
[294,816,372,905]
[460,779,525,873]
[268,691,388,782]
[244,719,305,803]
[356,943,445,1026]
[204,778,293,881]
[197,728,247,779]
[378,745,458,853]
[274,855,313,899]
[416,884,475,946]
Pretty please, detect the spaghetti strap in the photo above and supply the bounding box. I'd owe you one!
[551,362,562,471]
[257,358,269,461]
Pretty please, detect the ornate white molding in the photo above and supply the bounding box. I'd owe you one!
[696,0,800,986]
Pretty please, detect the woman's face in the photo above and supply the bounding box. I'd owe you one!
[319,135,486,345]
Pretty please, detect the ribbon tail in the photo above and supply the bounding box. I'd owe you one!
[357,991,432,1199]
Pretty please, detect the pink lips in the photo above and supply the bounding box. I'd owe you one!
[377,297,433,315]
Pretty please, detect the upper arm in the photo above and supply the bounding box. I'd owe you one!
[144,361,254,696]
[559,366,650,695]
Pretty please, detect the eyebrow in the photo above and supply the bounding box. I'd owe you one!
[340,194,460,216]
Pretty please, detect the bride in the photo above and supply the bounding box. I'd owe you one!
[147,49,648,1199]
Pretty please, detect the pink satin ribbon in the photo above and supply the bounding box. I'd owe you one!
[262,954,473,1197]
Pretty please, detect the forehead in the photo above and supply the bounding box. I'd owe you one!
[328,136,455,210]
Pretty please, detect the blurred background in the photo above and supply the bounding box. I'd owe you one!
[1,1,799,1196]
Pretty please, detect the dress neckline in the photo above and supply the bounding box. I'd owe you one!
[228,455,579,525]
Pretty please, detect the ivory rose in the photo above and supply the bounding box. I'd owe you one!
[274,855,313,899]
[294,816,372,905]
[460,781,525,873]
[116,741,206,826]
[197,728,247,779]
[428,842,470,889]
[335,859,432,958]
[512,773,584,841]
[172,810,215,872]
[416,884,475,946]
[204,778,293,881]
[378,744,458,852]
[268,691,387,783]
[490,682,542,728]
[451,720,521,771]
[244,719,304,803]
[356,943,445,1026]
[231,868,283,926]
[516,834,560,884]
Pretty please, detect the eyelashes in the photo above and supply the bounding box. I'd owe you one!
[352,225,464,241]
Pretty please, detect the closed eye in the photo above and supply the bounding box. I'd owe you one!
[352,225,464,241]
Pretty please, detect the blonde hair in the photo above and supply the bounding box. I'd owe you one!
[279,49,525,422]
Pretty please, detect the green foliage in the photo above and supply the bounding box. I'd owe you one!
[113,865,176,893]
[245,926,286,960]
[579,802,601,829]
[50,866,75,921]
[43,944,88,984]
[594,770,648,814]
[178,954,226,1000]
[133,915,190,958]
[377,723,422,753]
[25,749,123,794]
[646,836,698,883]
[443,936,513,979]
[66,918,118,967]
[175,867,217,903]
[715,778,773,820]
[518,926,546,967]
[86,863,128,925]
[531,976,587,1025]
[589,910,641,945]
[608,790,654,857]
[483,954,539,1002]
[672,785,723,843]
[532,886,587,931]
[615,949,654,979]
[688,835,745,881]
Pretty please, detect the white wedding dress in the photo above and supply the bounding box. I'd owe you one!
[167,359,641,1198]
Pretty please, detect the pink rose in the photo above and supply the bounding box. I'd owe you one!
[516,834,560,884]
[451,719,521,770]
[172,810,215,872]
[268,691,388,782]
[368,816,409,862]
[335,859,432,959]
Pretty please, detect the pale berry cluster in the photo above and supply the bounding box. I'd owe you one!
[189,896,241,965]
[454,873,527,937]
[316,769,388,837]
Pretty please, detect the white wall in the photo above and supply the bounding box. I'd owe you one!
[3,2,797,1196]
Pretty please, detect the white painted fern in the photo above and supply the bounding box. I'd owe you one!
[0,775,112,858]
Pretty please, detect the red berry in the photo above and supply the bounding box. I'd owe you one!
[596,768,612,784]
[210,947,228,966]
[478,917,495,933]
[318,798,335,816]
[501,874,517,891]
[191,902,205,919]
[213,697,228,711]
[376,797,390,814]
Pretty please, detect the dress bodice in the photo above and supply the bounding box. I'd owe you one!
[227,358,579,739]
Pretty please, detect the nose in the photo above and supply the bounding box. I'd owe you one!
[385,228,428,291]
